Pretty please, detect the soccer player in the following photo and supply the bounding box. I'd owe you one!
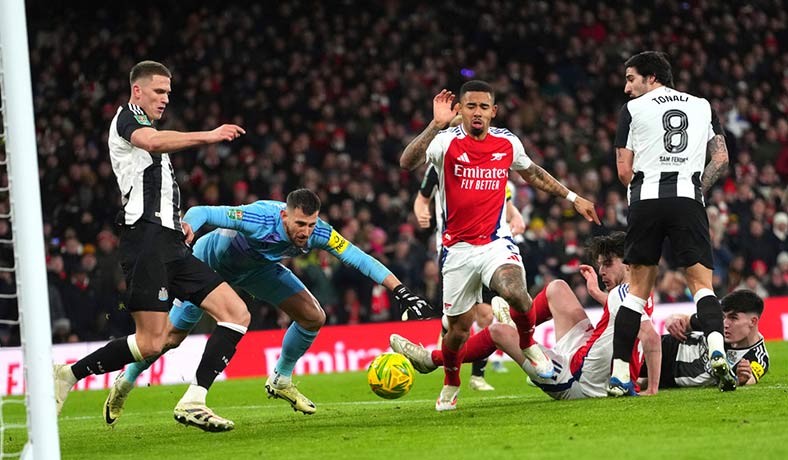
[53,60,250,432]
[392,232,662,399]
[103,188,434,424]
[399,81,600,410]
[608,51,734,396]
[415,160,525,391]
[638,289,769,389]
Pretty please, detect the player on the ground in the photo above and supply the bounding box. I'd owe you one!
[54,60,250,432]
[608,51,734,396]
[415,149,525,390]
[639,289,769,389]
[103,188,434,425]
[392,231,662,399]
[399,80,600,410]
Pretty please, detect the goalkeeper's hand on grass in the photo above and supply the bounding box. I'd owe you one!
[393,284,437,321]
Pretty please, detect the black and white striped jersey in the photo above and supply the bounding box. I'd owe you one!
[663,332,770,387]
[615,86,724,206]
[108,103,182,231]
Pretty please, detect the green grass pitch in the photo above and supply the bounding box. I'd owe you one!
[4,341,788,460]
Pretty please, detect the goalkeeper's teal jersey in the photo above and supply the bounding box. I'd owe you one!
[183,200,392,284]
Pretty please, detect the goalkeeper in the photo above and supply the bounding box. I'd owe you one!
[103,188,435,425]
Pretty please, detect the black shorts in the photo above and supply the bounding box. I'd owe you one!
[481,285,496,304]
[624,197,713,269]
[118,220,223,312]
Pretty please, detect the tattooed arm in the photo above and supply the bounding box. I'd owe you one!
[616,147,635,186]
[517,163,601,224]
[517,163,570,197]
[702,134,729,194]
[400,121,445,170]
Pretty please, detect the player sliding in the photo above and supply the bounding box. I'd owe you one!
[392,232,663,399]
[103,189,435,426]
[399,80,600,410]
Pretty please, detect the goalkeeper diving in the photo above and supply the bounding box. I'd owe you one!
[104,188,436,427]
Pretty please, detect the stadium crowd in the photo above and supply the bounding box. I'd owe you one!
[0,0,786,345]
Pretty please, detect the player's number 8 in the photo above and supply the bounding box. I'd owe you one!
[662,109,688,154]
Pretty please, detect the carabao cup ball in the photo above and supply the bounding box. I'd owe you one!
[367,352,415,399]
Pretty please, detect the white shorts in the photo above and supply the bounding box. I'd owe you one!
[441,238,524,317]
[528,318,594,400]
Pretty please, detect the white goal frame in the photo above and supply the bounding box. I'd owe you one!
[0,0,61,458]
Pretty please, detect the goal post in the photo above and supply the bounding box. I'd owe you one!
[0,0,61,458]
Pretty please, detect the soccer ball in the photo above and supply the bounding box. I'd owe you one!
[367,353,415,399]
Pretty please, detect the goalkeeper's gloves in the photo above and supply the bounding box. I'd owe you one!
[393,284,437,320]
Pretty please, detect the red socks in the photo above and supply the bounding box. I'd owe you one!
[430,328,496,372]
[509,307,536,349]
[441,341,465,386]
[531,289,553,325]
[508,289,553,349]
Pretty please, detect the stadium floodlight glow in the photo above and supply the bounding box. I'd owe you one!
[0,0,62,458]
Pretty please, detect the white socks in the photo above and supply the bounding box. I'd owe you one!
[269,372,291,389]
[179,384,208,405]
[707,331,725,357]
[612,359,630,382]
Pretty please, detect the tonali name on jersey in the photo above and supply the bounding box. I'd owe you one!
[615,86,724,205]
[426,126,532,247]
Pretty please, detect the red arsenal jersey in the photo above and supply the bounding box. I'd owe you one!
[425,126,532,247]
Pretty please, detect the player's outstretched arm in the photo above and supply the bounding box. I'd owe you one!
[378,273,437,320]
[638,319,661,396]
[182,204,260,235]
[517,164,601,224]
[130,124,245,154]
[323,234,437,320]
[701,134,729,194]
[400,90,458,170]
[390,279,438,321]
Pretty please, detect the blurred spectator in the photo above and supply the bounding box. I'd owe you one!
[60,268,99,341]
[773,212,788,253]
[656,271,692,304]
[741,220,780,268]
[46,254,71,343]
[766,266,788,297]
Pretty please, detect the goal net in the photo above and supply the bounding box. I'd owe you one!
[0,0,61,458]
